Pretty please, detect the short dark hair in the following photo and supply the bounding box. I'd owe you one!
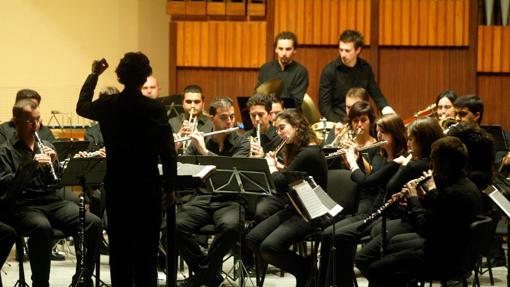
[430,136,468,183]
[435,90,458,107]
[15,89,41,104]
[13,99,38,119]
[407,117,444,159]
[247,93,272,113]
[346,87,369,102]
[183,84,204,99]
[209,96,234,116]
[454,95,484,124]
[115,52,152,88]
[348,101,375,125]
[274,31,298,49]
[339,29,364,49]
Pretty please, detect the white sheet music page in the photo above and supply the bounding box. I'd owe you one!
[293,181,329,219]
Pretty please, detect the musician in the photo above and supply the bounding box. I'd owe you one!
[0,99,102,287]
[245,109,327,287]
[435,90,457,120]
[319,29,395,122]
[454,94,484,127]
[76,53,177,287]
[169,85,213,152]
[0,89,55,145]
[176,96,249,287]
[355,117,444,278]
[257,31,309,109]
[318,114,407,286]
[364,136,485,286]
[269,94,284,120]
[324,87,369,146]
[141,75,160,99]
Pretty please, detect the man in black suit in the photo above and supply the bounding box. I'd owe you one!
[76,53,177,287]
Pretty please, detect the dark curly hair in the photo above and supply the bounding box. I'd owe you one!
[274,109,320,165]
[115,52,152,88]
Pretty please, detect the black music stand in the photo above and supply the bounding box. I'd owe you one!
[197,156,275,287]
[60,158,107,287]
[484,185,510,287]
[52,141,90,161]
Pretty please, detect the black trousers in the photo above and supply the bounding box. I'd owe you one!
[106,189,162,287]
[175,195,243,283]
[14,200,102,287]
[245,208,314,287]
[0,221,16,267]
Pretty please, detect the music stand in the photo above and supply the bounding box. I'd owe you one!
[60,158,107,287]
[481,125,509,152]
[158,94,184,118]
[52,140,90,161]
[196,156,275,287]
[484,185,510,287]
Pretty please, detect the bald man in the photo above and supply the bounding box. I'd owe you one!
[141,75,161,99]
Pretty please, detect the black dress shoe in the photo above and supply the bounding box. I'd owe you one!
[51,251,66,261]
[177,275,204,287]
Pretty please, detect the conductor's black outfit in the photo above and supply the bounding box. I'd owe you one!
[76,73,177,287]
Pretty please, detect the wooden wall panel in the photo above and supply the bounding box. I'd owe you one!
[378,48,475,121]
[478,75,510,129]
[478,26,510,72]
[274,0,371,46]
[176,68,259,121]
[379,0,469,46]
[175,21,266,68]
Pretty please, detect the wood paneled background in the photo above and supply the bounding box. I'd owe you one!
[168,0,510,129]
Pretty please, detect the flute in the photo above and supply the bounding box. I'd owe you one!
[34,131,59,181]
[174,127,240,143]
[325,140,387,160]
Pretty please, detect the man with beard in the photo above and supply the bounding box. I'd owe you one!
[257,31,309,109]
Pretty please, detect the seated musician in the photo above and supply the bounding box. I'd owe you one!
[364,136,485,286]
[435,90,457,121]
[169,85,213,153]
[324,87,368,146]
[318,114,407,286]
[453,94,484,127]
[0,99,102,287]
[0,89,55,145]
[245,109,328,287]
[176,96,249,287]
[246,93,286,221]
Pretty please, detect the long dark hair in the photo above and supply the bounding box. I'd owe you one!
[376,114,407,159]
[407,117,443,159]
[274,109,320,165]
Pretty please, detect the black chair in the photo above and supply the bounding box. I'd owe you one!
[418,215,493,287]
[326,169,359,217]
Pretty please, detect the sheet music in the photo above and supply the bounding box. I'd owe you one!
[485,185,510,218]
[292,181,343,220]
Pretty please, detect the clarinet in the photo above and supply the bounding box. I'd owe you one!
[357,174,433,230]
[34,132,59,182]
[76,195,87,286]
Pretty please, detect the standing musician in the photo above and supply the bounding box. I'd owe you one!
[169,85,213,153]
[319,29,395,122]
[363,137,485,286]
[257,31,309,109]
[246,109,328,287]
[176,96,249,287]
[0,99,102,287]
[318,114,407,286]
[76,53,177,287]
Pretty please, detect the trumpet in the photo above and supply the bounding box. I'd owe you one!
[325,140,387,160]
[329,125,362,149]
[182,108,198,150]
[174,127,239,143]
[250,123,262,157]
[34,131,59,182]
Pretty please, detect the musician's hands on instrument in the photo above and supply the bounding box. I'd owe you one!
[265,151,279,173]
[178,120,192,137]
[393,154,412,166]
[345,147,360,171]
[38,145,57,163]
[92,58,108,76]
[189,132,208,155]
[34,153,53,167]
[250,142,264,158]
[419,170,435,192]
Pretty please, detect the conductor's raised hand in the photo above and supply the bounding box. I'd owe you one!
[92,58,109,76]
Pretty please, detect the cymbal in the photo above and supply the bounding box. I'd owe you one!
[255,79,283,96]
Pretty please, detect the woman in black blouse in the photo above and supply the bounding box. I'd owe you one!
[246,109,327,287]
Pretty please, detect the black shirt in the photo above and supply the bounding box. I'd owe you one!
[319,57,389,122]
[0,138,61,205]
[185,131,250,157]
[84,123,104,152]
[257,60,309,108]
